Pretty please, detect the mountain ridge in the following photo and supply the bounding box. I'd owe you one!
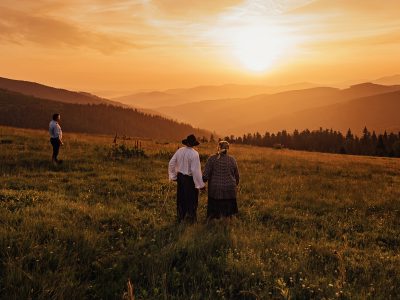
[155,83,400,135]
[113,82,318,108]
[0,77,125,107]
[231,90,400,135]
[0,88,210,140]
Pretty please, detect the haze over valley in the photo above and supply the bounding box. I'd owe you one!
[1,75,400,138]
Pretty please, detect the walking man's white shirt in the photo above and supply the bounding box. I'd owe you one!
[168,146,205,189]
[49,120,62,139]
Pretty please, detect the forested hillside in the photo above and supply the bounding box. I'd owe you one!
[0,77,123,106]
[0,89,209,141]
[227,127,400,158]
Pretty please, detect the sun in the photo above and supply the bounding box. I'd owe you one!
[229,25,291,72]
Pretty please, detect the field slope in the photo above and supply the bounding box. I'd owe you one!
[0,126,399,299]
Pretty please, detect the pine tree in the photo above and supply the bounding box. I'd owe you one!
[362,126,370,140]
[376,135,386,156]
[392,141,400,157]
[346,128,353,140]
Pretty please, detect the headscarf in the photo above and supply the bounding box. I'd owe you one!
[217,140,229,159]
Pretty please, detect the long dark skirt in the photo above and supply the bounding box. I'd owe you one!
[207,197,238,219]
[176,172,198,223]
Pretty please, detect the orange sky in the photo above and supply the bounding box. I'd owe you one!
[1,0,400,94]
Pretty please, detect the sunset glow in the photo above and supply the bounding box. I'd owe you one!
[0,0,400,92]
[228,24,293,72]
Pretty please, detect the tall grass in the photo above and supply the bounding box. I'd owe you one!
[0,126,399,299]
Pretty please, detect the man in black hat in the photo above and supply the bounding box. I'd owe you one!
[168,134,205,223]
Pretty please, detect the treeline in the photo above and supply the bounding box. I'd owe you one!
[224,127,400,158]
[0,89,209,141]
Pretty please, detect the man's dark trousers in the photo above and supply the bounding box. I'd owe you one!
[176,172,198,223]
[50,138,60,162]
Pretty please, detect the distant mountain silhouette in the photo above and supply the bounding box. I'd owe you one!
[0,77,124,106]
[341,82,400,98]
[164,83,318,101]
[3,75,399,139]
[373,74,400,86]
[114,83,317,108]
[156,83,400,135]
[232,90,400,135]
[0,89,210,140]
[115,91,188,108]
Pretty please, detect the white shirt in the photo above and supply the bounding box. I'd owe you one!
[168,146,205,189]
[49,120,62,139]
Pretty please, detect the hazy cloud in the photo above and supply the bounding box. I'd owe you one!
[0,6,145,54]
[291,0,400,14]
[1,0,400,91]
[282,0,400,53]
[150,0,244,19]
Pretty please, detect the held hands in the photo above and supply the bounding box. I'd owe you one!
[199,179,207,192]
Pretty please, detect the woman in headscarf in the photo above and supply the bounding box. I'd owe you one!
[202,140,240,219]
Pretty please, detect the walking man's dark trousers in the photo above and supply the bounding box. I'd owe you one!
[176,172,198,223]
[50,138,61,162]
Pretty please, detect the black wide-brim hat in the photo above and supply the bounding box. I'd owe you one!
[182,134,200,147]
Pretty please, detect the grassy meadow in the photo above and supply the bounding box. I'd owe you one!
[1,126,400,299]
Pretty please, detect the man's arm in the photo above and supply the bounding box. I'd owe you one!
[49,123,55,138]
[58,125,63,145]
[168,152,178,181]
[191,153,205,189]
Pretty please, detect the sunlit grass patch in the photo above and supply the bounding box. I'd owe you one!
[0,126,399,299]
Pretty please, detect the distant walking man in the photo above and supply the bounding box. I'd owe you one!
[49,113,63,164]
[168,134,205,223]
